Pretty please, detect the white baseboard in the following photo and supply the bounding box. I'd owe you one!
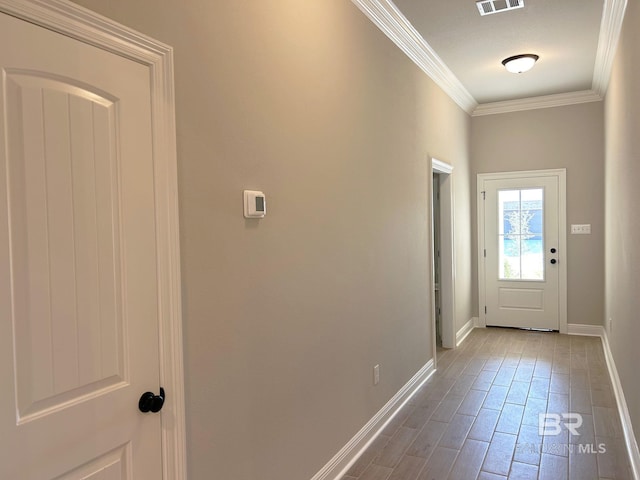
[310,360,435,480]
[569,323,640,480]
[567,323,604,337]
[601,331,640,480]
[456,317,478,346]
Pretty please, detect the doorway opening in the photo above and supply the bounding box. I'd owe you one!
[433,172,442,347]
[431,159,455,352]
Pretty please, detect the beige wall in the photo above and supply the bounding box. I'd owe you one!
[70,1,472,478]
[470,103,605,326]
[604,0,640,446]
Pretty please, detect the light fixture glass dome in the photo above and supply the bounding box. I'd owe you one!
[502,54,539,73]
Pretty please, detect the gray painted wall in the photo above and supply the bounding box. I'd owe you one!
[70,1,473,478]
[470,103,605,326]
[604,0,640,448]
[66,0,640,473]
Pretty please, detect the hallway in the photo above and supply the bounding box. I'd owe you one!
[341,328,632,480]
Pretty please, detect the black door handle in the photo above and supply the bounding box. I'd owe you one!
[550,248,557,254]
[139,387,165,413]
[550,259,557,264]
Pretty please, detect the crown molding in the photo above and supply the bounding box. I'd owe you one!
[352,0,627,117]
[472,90,603,116]
[593,0,628,97]
[350,0,477,113]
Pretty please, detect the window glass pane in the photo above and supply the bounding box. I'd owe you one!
[498,188,544,280]
[500,232,521,279]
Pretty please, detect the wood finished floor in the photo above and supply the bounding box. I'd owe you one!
[341,328,632,480]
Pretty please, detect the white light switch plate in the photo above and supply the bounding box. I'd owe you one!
[571,224,591,234]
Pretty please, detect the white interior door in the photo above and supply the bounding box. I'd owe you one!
[479,170,566,331]
[0,11,163,479]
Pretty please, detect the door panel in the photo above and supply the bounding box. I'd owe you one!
[0,11,162,479]
[499,288,544,310]
[7,71,125,421]
[481,174,562,330]
[55,446,130,480]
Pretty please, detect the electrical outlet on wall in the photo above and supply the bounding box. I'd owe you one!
[373,364,380,386]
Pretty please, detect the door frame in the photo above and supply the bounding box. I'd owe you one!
[477,169,567,333]
[0,1,187,477]
[431,158,456,349]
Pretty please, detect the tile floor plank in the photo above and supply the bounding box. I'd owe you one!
[538,453,568,480]
[406,420,448,458]
[430,393,465,423]
[358,464,393,480]
[375,426,419,468]
[521,396,547,427]
[386,455,426,480]
[458,388,488,416]
[509,461,539,479]
[478,472,507,480]
[346,434,390,477]
[506,381,530,405]
[438,413,475,450]
[496,403,525,435]
[469,407,501,442]
[513,425,542,466]
[569,447,598,480]
[482,432,517,476]
[415,446,458,480]
[484,385,510,411]
[342,329,631,480]
[550,373,570,394]
[448,439,489,480]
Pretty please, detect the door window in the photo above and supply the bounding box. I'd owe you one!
[498,188,544,280]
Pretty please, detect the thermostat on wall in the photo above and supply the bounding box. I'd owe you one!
[243,190,266,218]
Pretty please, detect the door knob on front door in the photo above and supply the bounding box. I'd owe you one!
[550,248,557,253]
[550,259,557,264]
[138,387,165,413]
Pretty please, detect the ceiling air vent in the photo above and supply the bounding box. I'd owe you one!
[476,0,524,16]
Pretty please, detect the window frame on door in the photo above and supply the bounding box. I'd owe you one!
[477,169,567,333]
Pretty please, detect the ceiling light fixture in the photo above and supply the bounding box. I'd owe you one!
[502,54,539,73]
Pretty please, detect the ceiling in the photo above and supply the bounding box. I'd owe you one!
[351,0,628,115]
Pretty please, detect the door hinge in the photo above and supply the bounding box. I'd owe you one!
[484,249,486,258]
[481,191,486,200]
[484,306,487,314]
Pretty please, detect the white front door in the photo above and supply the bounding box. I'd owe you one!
[0,11,163,479]
[478,170,566,331]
